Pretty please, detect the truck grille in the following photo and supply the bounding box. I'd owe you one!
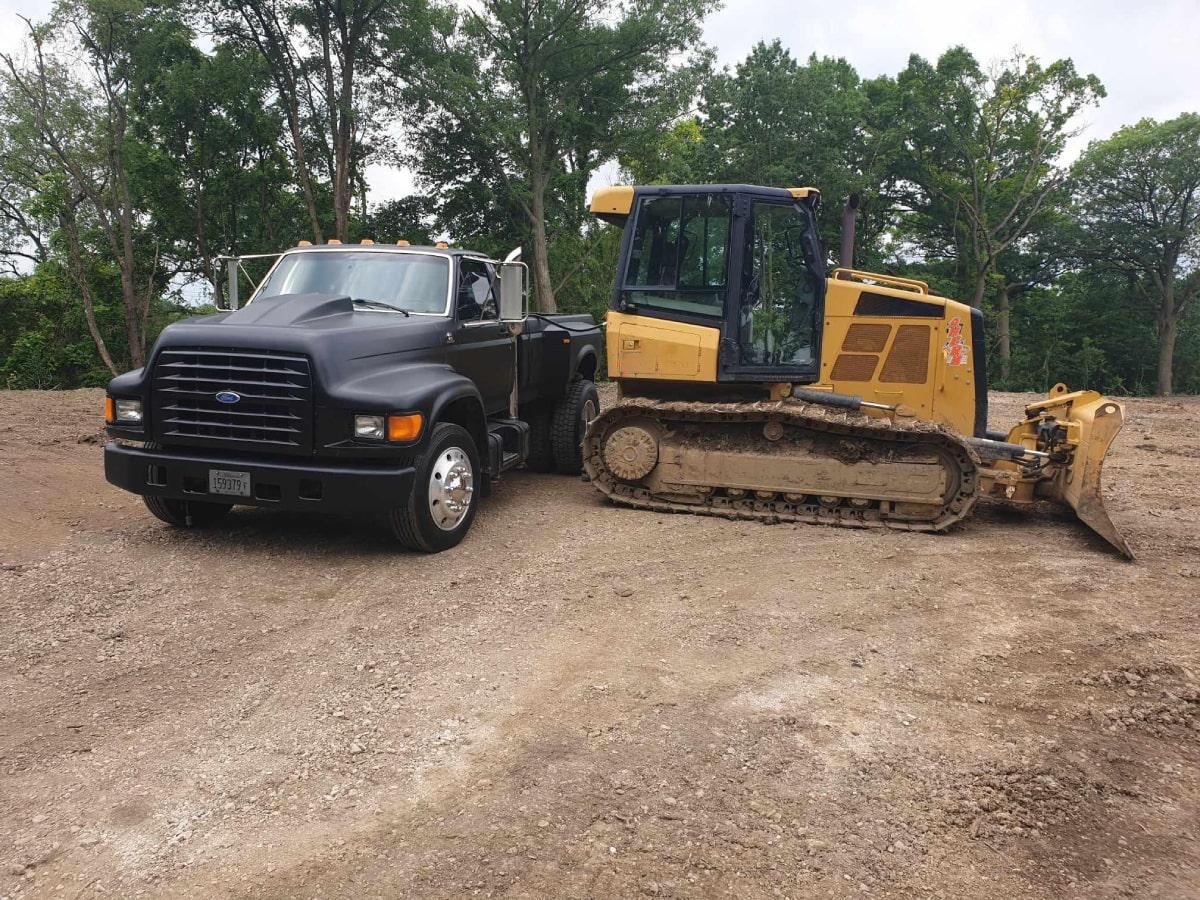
[151,348,313,453]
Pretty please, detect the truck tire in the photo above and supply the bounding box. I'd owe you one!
[551,378,600,475]
[143,495,233,527]
[525,407,554,473]
[388,422,480,552]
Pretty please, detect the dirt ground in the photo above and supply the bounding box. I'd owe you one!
[1,387,1199,899]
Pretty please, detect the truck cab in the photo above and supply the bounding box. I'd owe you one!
[103,243,603,552]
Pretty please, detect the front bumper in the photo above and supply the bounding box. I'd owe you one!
[104,442,416,514]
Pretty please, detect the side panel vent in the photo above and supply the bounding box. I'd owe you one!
[842,323,891,353]
[879,325,931,384]
[830,354,879,382]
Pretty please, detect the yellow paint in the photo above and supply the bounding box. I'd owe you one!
[606,310,719,381]
[606,272,978,434]
[591,185,817,218]
[590,186,635,217]
[815,276,978,436]
[829,268,928,294]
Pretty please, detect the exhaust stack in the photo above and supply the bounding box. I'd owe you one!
[839,193,861,274]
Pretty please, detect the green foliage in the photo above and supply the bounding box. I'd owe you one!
[404,0,713,311]
[1070,114,1200,393]
[358,196,435,246]
[0,261,194,388]
[0,1,1197,396]
[870,49,1103,307]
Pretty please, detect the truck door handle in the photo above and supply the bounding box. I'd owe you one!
[623,339,640,350]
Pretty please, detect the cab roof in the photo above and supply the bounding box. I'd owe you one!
[590,184,821,225]
[287,242,491,258]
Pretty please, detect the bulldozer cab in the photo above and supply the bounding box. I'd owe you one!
[601,185,826,383]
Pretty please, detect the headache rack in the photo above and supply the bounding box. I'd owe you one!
[151,347,313,454]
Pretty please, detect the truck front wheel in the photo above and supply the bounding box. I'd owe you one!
[551,379,600,475]
[388,422,480,552]
[143,495,233,527]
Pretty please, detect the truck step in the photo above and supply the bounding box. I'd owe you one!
[486,419,531,476]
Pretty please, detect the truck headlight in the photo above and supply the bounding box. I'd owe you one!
[354,414,386,440]
[113,399,143,423]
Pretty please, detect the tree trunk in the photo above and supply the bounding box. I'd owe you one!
[1156,314,1177,396]
[995,284,1011,384]
[61,212,118,376]
[332,41,354,242]
[287,107,324,244]
[971,268,988,309]
[528,175,557,313]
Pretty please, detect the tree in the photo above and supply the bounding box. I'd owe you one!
[130,38,304,302]
[0,1,176,372]
[699,42,892,263]
[0,118,51,276]
[360,195,435,245]
[212,0,433,243]
[1072,114,1200,395]
[405,0,712,313]
[989,207,1075,383]
[877,49,1103,308]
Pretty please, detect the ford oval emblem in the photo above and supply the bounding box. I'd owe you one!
[215,390,242,404]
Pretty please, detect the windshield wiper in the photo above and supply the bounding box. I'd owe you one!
[352,298,410,316]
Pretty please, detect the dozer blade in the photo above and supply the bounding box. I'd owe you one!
[1015,388,1134,560]
[1057,395,1134,559]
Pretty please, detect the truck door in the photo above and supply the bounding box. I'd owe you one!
[451,258,514,415]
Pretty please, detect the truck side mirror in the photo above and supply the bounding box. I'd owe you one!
[499,261,526,323]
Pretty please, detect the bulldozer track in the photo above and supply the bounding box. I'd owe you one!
[583,398,981,533]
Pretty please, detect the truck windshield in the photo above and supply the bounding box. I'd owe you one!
[254,251,450,314]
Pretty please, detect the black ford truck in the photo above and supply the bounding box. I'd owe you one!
[103,243,603,552]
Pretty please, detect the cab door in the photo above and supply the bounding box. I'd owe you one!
[720,199,825,383]
[450,257,513,415]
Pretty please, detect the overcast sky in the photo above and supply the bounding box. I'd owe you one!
[3,0,1199,203]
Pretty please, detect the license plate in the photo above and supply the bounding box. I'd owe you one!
[209,469,251,498]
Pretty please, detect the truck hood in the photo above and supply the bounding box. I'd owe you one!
[151,293,450,365]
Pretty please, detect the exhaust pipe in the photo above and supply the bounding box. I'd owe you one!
[839,193,861,276]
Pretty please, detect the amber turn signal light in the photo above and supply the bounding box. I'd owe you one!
[387,413,423,442]
[104,396,115,423]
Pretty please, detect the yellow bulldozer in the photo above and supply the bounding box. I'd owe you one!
[582,184,1133,558]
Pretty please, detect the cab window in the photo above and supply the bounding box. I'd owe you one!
[622,194,730,317]
[457,259,498,321]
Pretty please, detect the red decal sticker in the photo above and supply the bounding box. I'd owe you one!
[944,317,969,366]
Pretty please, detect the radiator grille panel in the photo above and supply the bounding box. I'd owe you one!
[152,348,313,453]
[830,353,879,382]
[880,325,931,384]
[842,323,891,353]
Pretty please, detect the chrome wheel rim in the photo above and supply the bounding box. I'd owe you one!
[428,446,474,531]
